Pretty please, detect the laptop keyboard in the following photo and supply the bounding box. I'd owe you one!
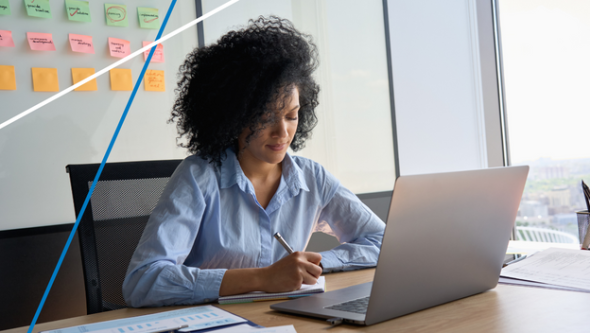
[325,296,370,314]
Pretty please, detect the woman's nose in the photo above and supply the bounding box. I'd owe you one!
[272,120,289,138]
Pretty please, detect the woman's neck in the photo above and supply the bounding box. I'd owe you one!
[237,151,283,209]
[237,152,282,184]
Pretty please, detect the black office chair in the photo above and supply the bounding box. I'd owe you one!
[66,159,182,314]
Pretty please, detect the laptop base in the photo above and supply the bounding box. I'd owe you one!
[271,282,371,325]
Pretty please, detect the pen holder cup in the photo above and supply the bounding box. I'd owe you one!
[576,210,590,249]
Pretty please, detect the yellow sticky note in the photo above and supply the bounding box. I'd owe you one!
[109,68,132,91]
[0,65,16,90]
[32,67,59,92]
[144,69,165,92]
[71,68,97,91]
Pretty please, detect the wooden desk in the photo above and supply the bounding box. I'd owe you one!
[4,269,590,333]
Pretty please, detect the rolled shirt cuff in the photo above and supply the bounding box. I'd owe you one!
[194,268,227,303]
[319,250,342,273]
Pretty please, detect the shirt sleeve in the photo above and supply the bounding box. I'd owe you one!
[314,171,386,273]
[122,161,226,307]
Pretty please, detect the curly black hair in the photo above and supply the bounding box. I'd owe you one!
[169,16,320,165]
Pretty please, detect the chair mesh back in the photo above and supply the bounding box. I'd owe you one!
[93,216,149,309]
[90,178,170,221]
[89,179,169,310]
[67,160,182,314]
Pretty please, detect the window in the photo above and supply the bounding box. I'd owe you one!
[499,0,590,243]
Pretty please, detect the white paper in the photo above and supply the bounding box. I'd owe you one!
[498,276,590,293]
[211,324,297,333]
[41,306,246,333]
[501,247,590,291]
[219,276,325,301]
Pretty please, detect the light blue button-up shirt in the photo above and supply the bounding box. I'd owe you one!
[123,149,386,307]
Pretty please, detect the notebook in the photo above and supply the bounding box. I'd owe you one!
[218,276,325,304]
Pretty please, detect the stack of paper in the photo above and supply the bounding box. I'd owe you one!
[212,324,297,332]
[500,248,590,292]
[40,305,299,333]
[41,306,247,333]
[218,276,325,304]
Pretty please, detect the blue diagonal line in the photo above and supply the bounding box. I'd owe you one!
[26,1,177,332]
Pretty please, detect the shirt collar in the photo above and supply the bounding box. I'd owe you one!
[280,152,310,194]
[219,148,248,191]
[219,148,309,194]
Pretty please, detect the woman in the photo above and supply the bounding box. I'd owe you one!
[123,16,385,307]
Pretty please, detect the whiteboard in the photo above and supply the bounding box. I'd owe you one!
[0,0,198,230]
[0,0,397,231]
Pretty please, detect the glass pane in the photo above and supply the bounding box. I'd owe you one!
[500,0,590,244]
[202,0,396,194]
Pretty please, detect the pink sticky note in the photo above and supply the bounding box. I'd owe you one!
[27,32,56,51]
[142,41,164,63]
[69,34,94,54]
[108,37,130,58]
[0,30,15,48]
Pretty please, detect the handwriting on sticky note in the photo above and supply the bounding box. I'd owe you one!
[144,70,165,92]
[137,7,159,29]
[142,41,164,63]
[0,30,15,47]
[24,0,52,19]
[65,0,91,22]
[32,68,59,92]
[105,3,128,27]
[108,37,130,58]
[71,68,97,91]
[110,68,132,91]
[0,0,12,16]
[69,34,94,54]
[0,65,16,90]
[27,32,56,51]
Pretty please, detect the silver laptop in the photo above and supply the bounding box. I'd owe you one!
[271,166,529,326]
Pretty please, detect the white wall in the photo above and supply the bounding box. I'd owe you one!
[386,0,504,176]
[203,0,396,194]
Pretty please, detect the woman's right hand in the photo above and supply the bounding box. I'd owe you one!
[219,251,322,296]
[260,251,322,293]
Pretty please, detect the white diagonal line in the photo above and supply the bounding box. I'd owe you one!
[0,0,240,131]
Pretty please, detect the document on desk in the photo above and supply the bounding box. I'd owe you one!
[211,324,297,332]
[501,247,590,291]
[40,306,246,333]
[498,276,590,293]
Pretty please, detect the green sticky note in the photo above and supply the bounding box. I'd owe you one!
[0,0,11,16]
[24,0,52,18]
[105,3,128,27]
[137,7,160,29]
[65,0,91,22]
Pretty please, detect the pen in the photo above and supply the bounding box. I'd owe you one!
[274,232,294,254]
[503,254,527,267]
[148,324,188,333]
[582,180,590,212]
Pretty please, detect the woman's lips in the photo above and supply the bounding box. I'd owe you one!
[267,143,287,151]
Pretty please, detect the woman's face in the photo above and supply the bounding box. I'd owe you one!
[238,87,300,166]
